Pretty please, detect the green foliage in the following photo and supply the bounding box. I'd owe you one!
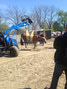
[0,23,9,33]
[58,10,67,29]
[58,10,64,16]
[0,23,27,35]
[53,21,64,31]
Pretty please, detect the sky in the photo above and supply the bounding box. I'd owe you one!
[0,0,67,13]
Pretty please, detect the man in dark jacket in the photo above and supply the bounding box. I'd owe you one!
[45,32,67,89]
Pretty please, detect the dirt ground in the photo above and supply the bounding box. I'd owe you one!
[0,38,66,89]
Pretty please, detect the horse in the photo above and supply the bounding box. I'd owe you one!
[20,33,46,48]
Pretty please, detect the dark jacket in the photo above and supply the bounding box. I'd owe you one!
[54,32,67,66]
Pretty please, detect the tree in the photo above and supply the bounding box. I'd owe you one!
[0,10,3,23]
[43,6,59,29]
[5,6,26,25]
[31,6,43,28]
[30,13,38,30]
[58,10,67,29]
[0,23,9,32]
[31,6,59,29]
[53,21,64,31]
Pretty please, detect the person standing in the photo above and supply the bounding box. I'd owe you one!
[45,32,67,89]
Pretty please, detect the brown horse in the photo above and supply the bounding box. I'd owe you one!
[21,34,46,48]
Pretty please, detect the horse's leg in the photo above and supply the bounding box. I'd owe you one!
[34,43,36,49]
[42,42,44,46]
[25,42,27,48]
[41,40,44,46]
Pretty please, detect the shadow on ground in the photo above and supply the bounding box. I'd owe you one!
[20,48,42,51]
[0,52,15,58]
[45,47,54,49]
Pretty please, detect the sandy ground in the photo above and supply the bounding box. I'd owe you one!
[0,38,66,89]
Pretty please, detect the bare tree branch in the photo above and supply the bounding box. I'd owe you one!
[43,6,59,29]
[0,10,3,23]
[4,6,26,25]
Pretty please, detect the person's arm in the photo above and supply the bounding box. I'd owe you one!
[53,36,63,49]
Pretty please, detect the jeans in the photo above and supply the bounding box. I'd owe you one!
[50,63,67,89]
